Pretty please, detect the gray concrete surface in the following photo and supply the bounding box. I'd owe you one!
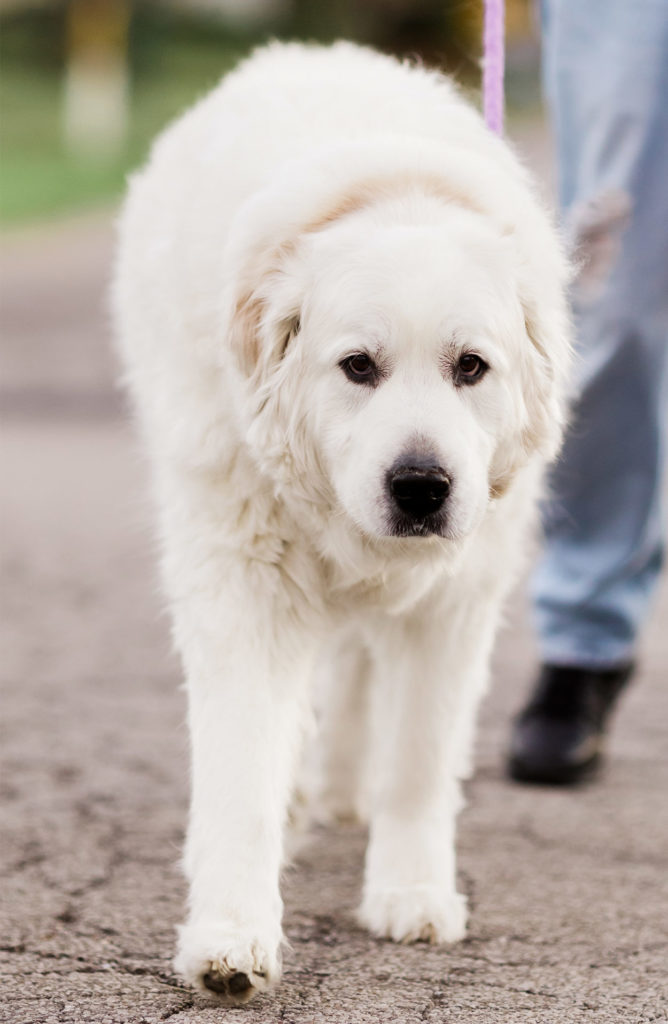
[2,125,667,1024]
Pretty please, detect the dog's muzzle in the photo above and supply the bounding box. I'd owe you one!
[386,459,451,536]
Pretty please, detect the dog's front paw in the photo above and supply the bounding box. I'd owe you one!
[359,885,467,944]
[175,922,282,1004]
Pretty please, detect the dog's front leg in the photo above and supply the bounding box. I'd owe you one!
[161,488,315,1002]
[175,589,313,1002]
[359,593,498,945]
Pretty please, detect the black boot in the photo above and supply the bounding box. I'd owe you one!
[508,662,634,785]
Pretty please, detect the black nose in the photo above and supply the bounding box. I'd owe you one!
[388,465,451,519]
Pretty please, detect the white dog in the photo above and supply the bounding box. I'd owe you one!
[114,42,571,1004]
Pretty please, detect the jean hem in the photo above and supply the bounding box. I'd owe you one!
[538,649,636,672]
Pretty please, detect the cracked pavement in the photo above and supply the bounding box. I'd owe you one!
[2,123,667,1024]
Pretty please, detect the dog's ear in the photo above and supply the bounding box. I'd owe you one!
[490,255,573,498]
[224,240,303,386]
[519,290,572,463]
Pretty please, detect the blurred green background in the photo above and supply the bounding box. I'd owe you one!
[0,0,540,226]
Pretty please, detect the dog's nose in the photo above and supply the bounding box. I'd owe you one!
[388,465,451,519]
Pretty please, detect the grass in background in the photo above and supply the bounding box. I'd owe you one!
[0,9,254,225]
[0,4,541,227]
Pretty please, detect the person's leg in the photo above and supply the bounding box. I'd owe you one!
[511,0,668,783]
[535,0,668,666]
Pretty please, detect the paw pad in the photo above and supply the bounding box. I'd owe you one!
[202,969,257,998]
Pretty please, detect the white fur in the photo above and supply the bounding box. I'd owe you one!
[113,42,571,1004]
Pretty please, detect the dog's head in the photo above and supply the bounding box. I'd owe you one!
[222,153,571,549]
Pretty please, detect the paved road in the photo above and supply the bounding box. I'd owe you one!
[2,125,667,1024]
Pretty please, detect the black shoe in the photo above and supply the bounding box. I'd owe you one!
[508,662,633,785]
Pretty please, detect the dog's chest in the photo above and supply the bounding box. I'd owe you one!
[327,554,450,619]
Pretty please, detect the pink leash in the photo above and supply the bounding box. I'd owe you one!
[483,0,505,135]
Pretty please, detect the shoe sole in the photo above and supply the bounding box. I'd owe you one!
[507,752,601,786]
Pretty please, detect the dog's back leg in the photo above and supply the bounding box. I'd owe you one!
[306,630,371,825]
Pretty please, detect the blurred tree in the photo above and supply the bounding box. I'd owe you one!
[286,0,483,74]
[64,0,130,156]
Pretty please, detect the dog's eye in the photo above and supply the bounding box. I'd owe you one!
[340,353,378,385]
[456,353,488,383]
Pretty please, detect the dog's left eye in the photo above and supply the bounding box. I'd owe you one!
[456,353,488,383]
[340,353,378,386]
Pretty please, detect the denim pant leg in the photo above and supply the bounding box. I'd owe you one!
[532,0,668,668]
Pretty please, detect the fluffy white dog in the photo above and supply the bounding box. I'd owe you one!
[114,42,571,1004]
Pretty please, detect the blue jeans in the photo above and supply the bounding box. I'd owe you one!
[532,0,668,668]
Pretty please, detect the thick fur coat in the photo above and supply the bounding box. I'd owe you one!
[114,42,572,1003]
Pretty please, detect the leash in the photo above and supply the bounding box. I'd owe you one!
[483,0,505,134]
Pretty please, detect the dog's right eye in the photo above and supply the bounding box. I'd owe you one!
[340,353,378,386]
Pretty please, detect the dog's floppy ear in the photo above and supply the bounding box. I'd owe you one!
[519,288,572,463]
[224,239,303,385]
[490,240,573,498]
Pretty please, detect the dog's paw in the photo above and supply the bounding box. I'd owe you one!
[175,922,282,1004]
[310,789,365,826]
[359,885,468,944]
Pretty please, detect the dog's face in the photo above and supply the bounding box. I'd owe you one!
[300,205,525,541]
[231,195,568,546]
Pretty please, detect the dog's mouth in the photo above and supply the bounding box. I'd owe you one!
[385,510,449,538]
